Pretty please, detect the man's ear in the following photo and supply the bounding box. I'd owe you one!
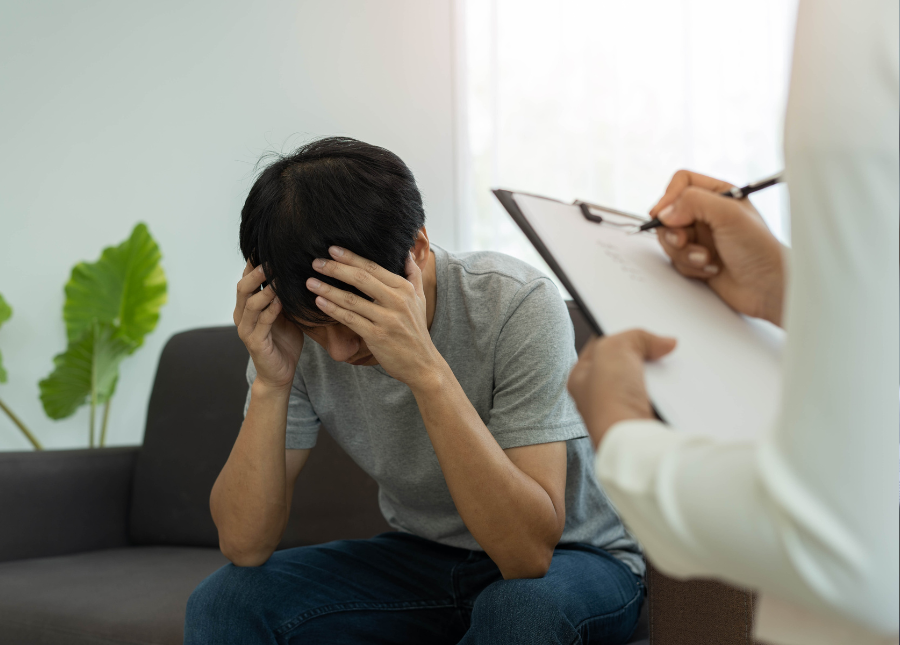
[411,227,430,269]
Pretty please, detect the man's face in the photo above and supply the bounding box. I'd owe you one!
[297,320,379,366]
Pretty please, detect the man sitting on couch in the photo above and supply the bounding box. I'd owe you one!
[185,137,645,644]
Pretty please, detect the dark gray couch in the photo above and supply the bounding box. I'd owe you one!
[0,303,755,644]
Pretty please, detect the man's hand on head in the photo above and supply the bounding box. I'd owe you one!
[306,247,443,386]
[234,260,305,391]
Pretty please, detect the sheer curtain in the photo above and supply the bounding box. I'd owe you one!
[456,0,798,279]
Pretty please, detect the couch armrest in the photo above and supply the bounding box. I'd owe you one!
[648,562,756,644]
[0,447,138,563]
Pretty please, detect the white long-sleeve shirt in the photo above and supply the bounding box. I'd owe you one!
[594,2,899,644]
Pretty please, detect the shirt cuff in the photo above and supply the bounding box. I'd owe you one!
[489,420,587,450]
[286,428,320,450]
[593,418,680,495]
[593,419,756,582]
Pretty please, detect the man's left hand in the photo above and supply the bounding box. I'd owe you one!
[567,330,677,449]
[307,246,442,386]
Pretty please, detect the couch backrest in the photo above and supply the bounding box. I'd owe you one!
[128,326,389,547]
[129,302,594,548]
[129,327,247,546]
[566,300,593,352]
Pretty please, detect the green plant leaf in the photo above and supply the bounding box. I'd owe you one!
[0,293,11,383]
[39,321,134,420]
[63,223,167,349]
[0,293,10,327]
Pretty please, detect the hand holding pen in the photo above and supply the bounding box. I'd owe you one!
[638,171,783,233]
[650,170,788,327]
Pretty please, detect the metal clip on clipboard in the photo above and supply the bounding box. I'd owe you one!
[574,200,650,233]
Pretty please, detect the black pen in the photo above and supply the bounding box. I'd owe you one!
[635,171,784,233]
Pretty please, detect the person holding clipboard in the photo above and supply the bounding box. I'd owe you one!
[567,1,898,644]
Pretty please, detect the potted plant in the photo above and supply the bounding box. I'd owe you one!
[38,223,167,447]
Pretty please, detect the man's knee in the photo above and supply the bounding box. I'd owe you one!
[469,579,574,643]
[184,564,274,643]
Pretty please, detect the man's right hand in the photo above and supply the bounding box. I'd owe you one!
[234,261,305,389]
[651,170,787,327]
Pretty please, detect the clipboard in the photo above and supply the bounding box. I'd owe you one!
[493,188,785,441]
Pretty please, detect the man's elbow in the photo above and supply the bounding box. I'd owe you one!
[498,544,555,580]
[219,538,276,568]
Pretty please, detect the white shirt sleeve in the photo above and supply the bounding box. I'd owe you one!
[594,0,899,641]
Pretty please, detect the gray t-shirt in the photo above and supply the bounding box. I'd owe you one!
[245,246,643,576]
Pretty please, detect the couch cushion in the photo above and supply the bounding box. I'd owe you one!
[0,545,649,645]
[0,546,227,645]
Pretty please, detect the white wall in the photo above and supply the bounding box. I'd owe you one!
[0,0,457,450]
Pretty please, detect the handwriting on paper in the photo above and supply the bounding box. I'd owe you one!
[596,239,646,283]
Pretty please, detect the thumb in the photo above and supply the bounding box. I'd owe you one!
[628,329,677,361]
[405,251,425,296]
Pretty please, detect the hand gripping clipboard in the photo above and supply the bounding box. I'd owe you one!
[493,188,785,441]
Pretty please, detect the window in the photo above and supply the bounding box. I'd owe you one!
[458,0,798,282]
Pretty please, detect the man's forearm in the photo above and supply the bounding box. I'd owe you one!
[410,359,565,579]
[210,381,291,566]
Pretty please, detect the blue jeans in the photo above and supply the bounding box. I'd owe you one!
[185,532,644,644]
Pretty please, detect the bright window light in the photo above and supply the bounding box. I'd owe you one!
[458,0,798,281]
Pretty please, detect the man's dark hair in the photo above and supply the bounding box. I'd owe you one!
[240,136,426,326]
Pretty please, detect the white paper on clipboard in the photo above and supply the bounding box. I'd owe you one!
[511,192,784,442]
